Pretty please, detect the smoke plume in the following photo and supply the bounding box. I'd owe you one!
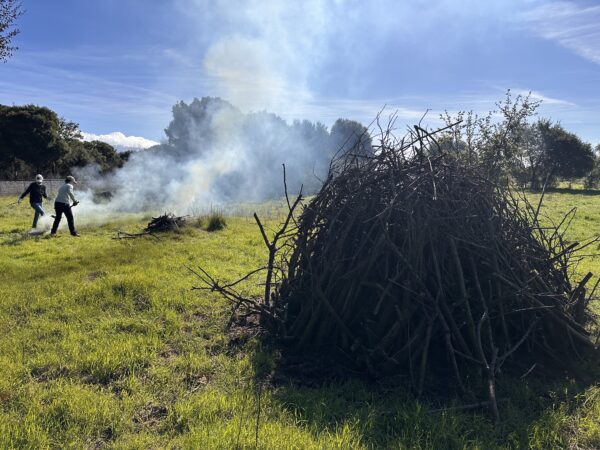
[73,1,372,222]
[74,97,370,222]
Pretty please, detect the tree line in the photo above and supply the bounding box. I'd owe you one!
[0,99,371,196]
[155,96,372,196]
[0,104,129,179]
[2,95,597,192]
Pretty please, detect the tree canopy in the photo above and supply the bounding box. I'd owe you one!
[517,120,595,189]
[158,97,373,198]
[439,92,597,189]
[0,104,127,179]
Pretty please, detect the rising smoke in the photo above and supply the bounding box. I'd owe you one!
[74,97,370,221]
[73,0,373,221]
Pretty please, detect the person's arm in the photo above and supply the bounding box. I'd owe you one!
[19,183,32,200]
[18,183,32,203]
[68,185,77,203]
[42,185,48,199]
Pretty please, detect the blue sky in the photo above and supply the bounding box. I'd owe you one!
[1,0,599,147]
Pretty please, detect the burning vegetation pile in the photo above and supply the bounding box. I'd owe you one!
[144,213,187,233]
[116,213,187,239]
[195,124,599,422]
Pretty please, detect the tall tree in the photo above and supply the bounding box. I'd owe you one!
[329,118,372,158]
[538,121,594,184]
[518,120,595,189]
[0,0,23,62]
[584,144,600,189]
[440,91,541,179]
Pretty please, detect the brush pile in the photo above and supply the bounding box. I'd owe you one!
[195,124,599,422]
[115,213,187,240]
[145,213,186,233]
[269,136,598,421]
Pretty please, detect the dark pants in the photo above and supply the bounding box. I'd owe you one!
[51,202,77,235]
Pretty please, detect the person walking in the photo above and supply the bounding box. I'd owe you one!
[51,176,80,236]
[18,174,49,229]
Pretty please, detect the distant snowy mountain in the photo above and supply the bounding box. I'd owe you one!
[81,131,160,152]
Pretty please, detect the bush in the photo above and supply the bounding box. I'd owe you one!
[199,213,227,232]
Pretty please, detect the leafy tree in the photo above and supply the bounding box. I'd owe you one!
[517,120,594,189]
[84,140,127,173]
[584,144,600,189]
[161,97,372,198]
[58,117,83,142]
[517,120,546,190]
[0,104,67,178]
[164,97,242,158]
[56,140,126,174]
[440,91,541,179]
[329,118,372,158]
[0,104,126,178]
[0,0,23,62]
[538,121,594,186]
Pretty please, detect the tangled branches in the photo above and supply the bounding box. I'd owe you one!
[193,123,599,423]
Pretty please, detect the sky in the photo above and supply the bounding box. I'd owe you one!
[1,0,599,148]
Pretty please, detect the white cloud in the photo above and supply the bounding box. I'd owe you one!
[519,1,600,65]
[512,89,575,106]
[81,131,159,151]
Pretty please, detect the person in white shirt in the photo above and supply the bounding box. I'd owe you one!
[50,176,80,236]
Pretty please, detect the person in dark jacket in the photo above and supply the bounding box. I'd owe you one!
[50,176,79,236]
[18,174,49,229]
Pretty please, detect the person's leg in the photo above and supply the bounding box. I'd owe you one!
[51,203,64,234]
[64,205,77,235]
[31,203,44,228]
[31,206,40,228]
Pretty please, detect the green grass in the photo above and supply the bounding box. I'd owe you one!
[1,192,599,449]
[530,188,600,279]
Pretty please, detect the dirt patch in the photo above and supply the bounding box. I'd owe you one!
[226,313,262,355]
[30,366,69,383]
[87,270,107,281]
[133,403,168,429]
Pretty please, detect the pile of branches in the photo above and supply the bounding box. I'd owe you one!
[145,213,186,232]
[194,127,599,423]
[116,213,186,239]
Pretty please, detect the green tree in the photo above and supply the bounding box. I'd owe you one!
[58,117,83,142]
[0,0,23,62]
[0,104,127,178]
[518,121,594,189]
[518,120,546,190]
[0,104,67,178]
[56,140,127,175]
[584,144,600,189]
[329,118,372,158]
[538,121,594,186]
[440,91,541,180]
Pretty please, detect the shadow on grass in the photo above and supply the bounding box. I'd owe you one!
[541,187,600,196]
[248,344,599,449]
[1,233,35,246]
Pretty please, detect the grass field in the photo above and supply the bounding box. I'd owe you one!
[0,190,599,449]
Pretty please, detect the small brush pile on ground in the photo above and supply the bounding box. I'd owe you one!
[195,128,599,422]
[116,213,187,239]
[145,213,187,232]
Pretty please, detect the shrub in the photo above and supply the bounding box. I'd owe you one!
[201,213,227,232]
